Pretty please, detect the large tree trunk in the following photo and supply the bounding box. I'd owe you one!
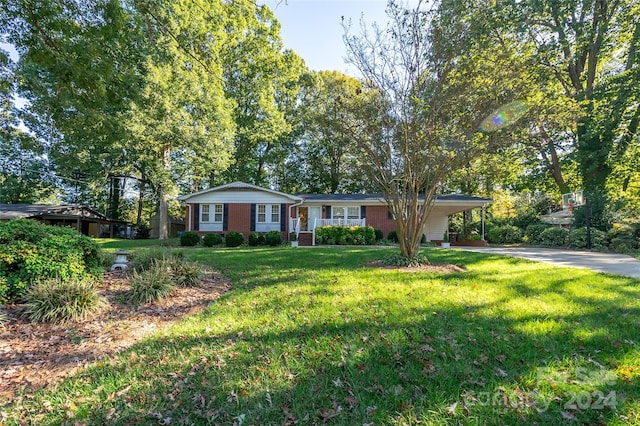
[158,144,170,240]
[136,177,145,226]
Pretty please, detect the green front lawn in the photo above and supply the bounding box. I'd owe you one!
[95,238,180,250]
[3,247,640,425]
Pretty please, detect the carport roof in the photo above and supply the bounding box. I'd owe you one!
[0,204,107,221]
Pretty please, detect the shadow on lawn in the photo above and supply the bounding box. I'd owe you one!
[6,248,639,424]
[13,279,639,426]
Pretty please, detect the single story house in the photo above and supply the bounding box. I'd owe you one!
[178,182,492,246]
[0,204,134,238]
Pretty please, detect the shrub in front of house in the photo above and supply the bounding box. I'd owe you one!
[25,278,107,324]
[316,226,375,245]
[539,227,569,246]
[567,227,608,250]
[225,231,245,247]
[374,229,384,241]
[0,219,101,303]
[387,230,399,243]
[203,233,223,247]
[265,230,282,246]
[524,224,551,245]
[487,225,522,244]
[248,232,265,246]
[180,231,200,247]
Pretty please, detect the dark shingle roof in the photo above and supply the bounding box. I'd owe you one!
[296,193,492,203]
[0,204,107,220]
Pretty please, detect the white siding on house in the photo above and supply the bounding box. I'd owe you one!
[199,223,224,232]
[424,213,449,242]
[256,223,280,232]
[187,190,294,205]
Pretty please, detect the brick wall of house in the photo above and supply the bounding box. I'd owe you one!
[366,205,395,238]
[228,203,252,239]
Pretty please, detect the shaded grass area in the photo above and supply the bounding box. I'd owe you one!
[3,247,640,425]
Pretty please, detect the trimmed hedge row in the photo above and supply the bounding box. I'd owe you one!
[315,226,376,245]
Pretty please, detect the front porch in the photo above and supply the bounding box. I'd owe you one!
[290,218,367,246]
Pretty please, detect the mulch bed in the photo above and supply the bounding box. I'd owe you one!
[364,260,466,273]
[0,268,231,400]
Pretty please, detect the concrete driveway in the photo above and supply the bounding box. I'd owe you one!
[454,246,640,280]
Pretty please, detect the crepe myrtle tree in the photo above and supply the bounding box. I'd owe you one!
[342,0,519,260]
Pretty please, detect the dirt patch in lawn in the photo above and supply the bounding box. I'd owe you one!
[0,268,231,400]
[364,260,466,273]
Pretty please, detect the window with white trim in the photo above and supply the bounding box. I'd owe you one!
[271,204,280,223]
[214,204,223,222]
[201,204,223,223]
[332,206,360,220]
[257,204,280,223]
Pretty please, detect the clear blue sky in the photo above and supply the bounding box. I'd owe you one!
[260,0,393,76]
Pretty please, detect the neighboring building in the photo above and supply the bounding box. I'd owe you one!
[0,204,133,237]
[150,214,186,238]
[178,182,492,246]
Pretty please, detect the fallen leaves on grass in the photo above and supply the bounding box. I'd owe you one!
[0,268,231,399]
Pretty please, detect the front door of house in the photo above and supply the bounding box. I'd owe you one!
[298,207,309,231]
[308,207,322,231]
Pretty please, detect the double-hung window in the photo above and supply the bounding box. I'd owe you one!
[332,206,360,220]
[201,204,223,223]
[213,204,223,222]
[257,204,280,223]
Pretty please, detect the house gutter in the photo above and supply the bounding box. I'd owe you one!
[288,197,305,238]
[184,202,192,232]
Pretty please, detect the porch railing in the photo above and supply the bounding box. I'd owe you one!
[289,218,300,237]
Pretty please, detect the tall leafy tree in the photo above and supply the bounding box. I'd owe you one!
[0,47,56,203]
[472,0,640,226]
[293,70,374,194]
[220,0,306,187]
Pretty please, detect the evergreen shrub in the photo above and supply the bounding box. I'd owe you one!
[539,227,569,246]
[225,231,244,247]
[0,219,101,303]
[203,233,223,247]
[567,227,608,250]
[387,230,398,243]
[524,224,550,245]
[248,232,265,246]
[180,231,200,246]
[316,226,375,245]
[487,225,522,244]
[374,229,384,241]
[265,230,282,246]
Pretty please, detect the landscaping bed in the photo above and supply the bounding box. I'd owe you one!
[0,269,231,399]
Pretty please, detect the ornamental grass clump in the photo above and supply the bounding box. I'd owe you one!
[0,308,7,325]
[127,262,175,306]
[129,248,183,273]
[170,259,204,287]
[25,278,107,325]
